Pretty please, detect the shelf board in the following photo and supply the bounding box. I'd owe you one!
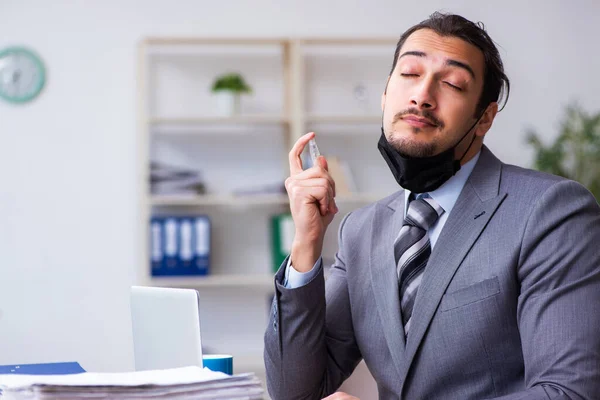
[150,115,381,127]
[150,274,274,289]
[144,37,395,46]
[151,193,289,207]
[302,38,398,45]
[150,116,288,126]
[144,37,288,46]
[306,114,382,124]
[150,193,386,207]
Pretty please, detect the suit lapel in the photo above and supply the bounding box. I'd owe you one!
[399,146,508,391]
[370,191,406,377]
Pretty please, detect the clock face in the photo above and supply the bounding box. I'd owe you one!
[0,47,46,104]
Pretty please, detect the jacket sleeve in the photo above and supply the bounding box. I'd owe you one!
[263,212,362,400]
[489,180,600,399]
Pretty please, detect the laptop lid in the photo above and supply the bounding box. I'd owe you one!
[130,286,203,371]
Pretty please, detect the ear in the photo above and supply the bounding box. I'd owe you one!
[475,102,499,137]
[381,76,391,111]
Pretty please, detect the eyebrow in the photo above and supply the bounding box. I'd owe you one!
[399,51,476,80]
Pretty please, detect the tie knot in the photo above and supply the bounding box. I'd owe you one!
[405,197,444,231]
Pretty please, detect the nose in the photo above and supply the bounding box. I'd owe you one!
[409,78,437,110]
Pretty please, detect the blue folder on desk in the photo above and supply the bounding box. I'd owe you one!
[0,362,85,375]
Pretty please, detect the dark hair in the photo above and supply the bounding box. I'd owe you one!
[390,12,510,115]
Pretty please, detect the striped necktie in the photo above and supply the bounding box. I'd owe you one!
[394,195,444,336]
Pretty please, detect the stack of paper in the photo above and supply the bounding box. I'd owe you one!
[0,366,263,399]
[150,162,206,195]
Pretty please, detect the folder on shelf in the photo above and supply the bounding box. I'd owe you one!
[193,216,211,275]
[271,213,295,273]
[178,217,195,272]
[150,216,211,277]
[163,217,180,272]
[150,218,164,273]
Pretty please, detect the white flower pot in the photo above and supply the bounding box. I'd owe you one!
[214,91,241,116]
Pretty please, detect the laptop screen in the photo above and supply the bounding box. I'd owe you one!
[130,286,203,371]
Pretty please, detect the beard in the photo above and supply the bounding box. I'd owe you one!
[385,108,444,158]
[386,128,439,158]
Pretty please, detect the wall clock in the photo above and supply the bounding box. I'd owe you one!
[0,46,46,104]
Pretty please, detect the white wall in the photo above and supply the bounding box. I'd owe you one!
[0,0,599,374]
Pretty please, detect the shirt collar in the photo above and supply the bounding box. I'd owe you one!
[404,150,481,215]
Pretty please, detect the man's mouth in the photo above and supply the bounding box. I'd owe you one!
[401,115,438,128]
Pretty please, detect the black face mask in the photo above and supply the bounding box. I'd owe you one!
[377,116,482,193]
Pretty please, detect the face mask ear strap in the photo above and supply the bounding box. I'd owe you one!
[458,105,488,162]
[381,78,390,131]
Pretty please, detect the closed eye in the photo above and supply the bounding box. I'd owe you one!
[400,73,419,78]
[444,82,463,91]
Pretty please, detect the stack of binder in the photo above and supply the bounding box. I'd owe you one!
[151,216,211,276]
[0,366,264,400]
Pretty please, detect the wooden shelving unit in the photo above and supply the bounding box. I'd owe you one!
[137,36,398,388]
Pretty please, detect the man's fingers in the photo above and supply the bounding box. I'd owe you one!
[286,132,338,217]
[289,132,316,176]
[317,156,336,196]
[290,167,336,198]
[286,177,336,215]
[291,186,331,216]
[329,196,339,214]
[288,182,334,216]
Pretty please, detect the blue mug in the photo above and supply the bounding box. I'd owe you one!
[202,354,233,375]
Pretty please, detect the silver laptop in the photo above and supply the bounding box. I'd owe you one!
[130,286,204,371]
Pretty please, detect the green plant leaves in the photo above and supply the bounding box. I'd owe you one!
[211,73,252,94]
[526,103,600,201]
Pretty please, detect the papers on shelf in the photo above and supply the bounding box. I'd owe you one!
[151,162,206,195]
[0,366,263,400]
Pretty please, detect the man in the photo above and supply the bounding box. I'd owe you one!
[264,12,600,400]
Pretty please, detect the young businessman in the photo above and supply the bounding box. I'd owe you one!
[264,12,600,400]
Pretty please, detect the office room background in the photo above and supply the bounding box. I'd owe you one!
[0,0,599,389]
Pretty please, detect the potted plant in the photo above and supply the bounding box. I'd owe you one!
[211,72,252,116]
[526,102,600,201]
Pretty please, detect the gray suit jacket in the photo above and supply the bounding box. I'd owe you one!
[264,146,600,400]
